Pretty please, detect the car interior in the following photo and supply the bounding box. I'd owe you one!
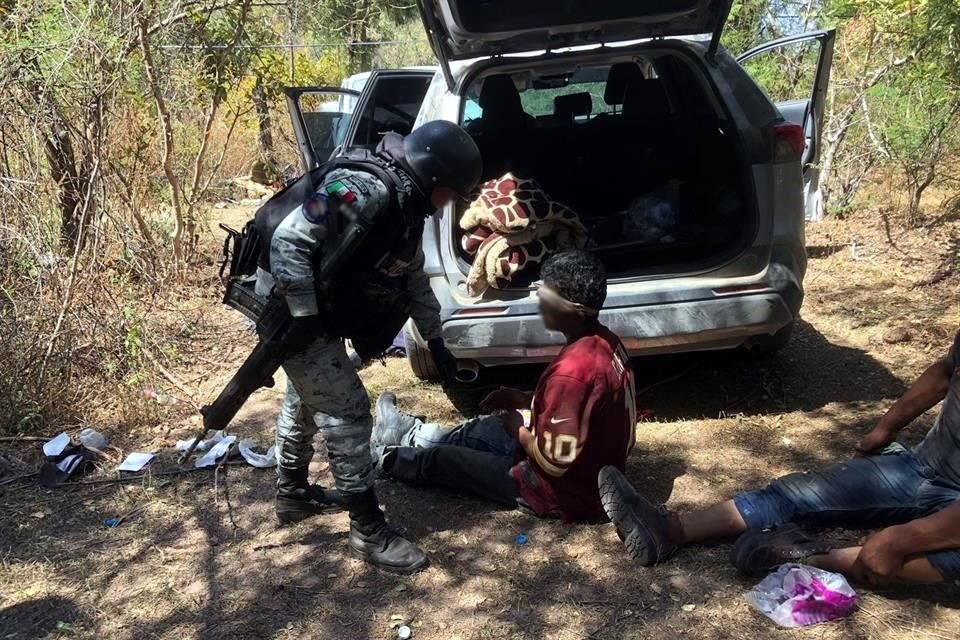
[350,74,433,150]
[458,55,755,279]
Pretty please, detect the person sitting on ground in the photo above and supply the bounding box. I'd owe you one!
[597,331,960,585]
[373,250,637,521]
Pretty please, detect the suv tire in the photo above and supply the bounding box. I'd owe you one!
[405,330,440,380]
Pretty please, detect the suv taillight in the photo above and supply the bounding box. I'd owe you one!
[773,122,805,163]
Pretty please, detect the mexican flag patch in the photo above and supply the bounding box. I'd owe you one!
[325,180,357,203]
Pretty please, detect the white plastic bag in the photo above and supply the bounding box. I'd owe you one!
[238,439,276,468]
[176,430,227,453]
[195,435,237,468]
[79,428,108,453]
[744,563,858,628]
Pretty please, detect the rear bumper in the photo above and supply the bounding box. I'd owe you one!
[438,291,796,366]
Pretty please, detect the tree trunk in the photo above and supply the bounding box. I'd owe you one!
[252,76,276,165]
[346,19,373,72]
[30,81,88,250]
[138,18,187,270]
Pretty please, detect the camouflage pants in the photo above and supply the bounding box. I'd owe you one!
[276,334,375,494]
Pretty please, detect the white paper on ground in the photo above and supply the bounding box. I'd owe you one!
[195,435,237,468]
[117,452,156,472]
[43,432,71,457]
[175,430,226,453]
[238,439,276,468]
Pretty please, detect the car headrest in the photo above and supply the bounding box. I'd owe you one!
[604,62,643,105]
[478,74,524,117]
[554,92,593,118]
[622,79,671,118]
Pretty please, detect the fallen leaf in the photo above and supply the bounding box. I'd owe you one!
[649,582,663,595]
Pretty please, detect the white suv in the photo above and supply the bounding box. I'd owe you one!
[284,1,835,379]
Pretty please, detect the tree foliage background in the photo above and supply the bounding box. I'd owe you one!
[0,0,958,432]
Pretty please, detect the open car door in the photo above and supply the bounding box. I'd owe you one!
[285,86,363,171]
[340,69,435,153]
[738,30,836,221]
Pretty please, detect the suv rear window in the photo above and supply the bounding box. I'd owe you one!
[455,0,699,32]
[463,66,620,122]
[519,81,606,117]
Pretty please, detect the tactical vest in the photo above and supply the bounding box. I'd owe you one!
[248,149,428,359]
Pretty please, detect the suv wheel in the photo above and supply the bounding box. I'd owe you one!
[746,323,794,355]
[405,330,439,380]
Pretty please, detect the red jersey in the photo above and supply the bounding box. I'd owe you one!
[510,324,637,520]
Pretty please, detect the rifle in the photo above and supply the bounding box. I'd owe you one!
[178,296,293,463]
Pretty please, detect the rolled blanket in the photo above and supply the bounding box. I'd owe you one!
[460,173,587,294]
[467,232,558,296]
[460,173,586,241]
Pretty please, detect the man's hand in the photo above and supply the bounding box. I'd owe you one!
[854,425,895,457]
[850,529,908,584]
[499,410,524,439]
[480,387,532,412]
[427,338,458,388]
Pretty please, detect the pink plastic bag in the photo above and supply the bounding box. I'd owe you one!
[745,563,858,628]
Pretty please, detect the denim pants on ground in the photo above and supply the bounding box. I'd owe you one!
[383,414,521,507]
[733,443,960,582]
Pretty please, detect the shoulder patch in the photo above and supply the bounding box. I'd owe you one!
[325,180,357,203]
[302,192,330,224]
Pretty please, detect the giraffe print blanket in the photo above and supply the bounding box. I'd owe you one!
[459,173,586,296]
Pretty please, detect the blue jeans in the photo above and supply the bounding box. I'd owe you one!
[383,415,521,506]
[733,443,960,582]
[398,414,518,456]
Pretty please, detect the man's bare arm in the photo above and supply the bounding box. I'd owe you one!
[893,501,960,554]
[849,501,960,583]
[856,355,953,454]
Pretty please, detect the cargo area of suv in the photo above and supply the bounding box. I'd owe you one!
[455,52,754,284]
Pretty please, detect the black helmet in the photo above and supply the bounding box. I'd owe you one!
[403,120,482,198]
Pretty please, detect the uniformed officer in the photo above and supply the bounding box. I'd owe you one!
[255,120,482,573]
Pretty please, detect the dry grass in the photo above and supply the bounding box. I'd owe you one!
[1,207,959,639]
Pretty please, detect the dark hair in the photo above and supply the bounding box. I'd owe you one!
[540,250,607,311]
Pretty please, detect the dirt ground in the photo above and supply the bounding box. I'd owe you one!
[2,207,959,639]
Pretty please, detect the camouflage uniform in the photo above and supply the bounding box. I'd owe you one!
[256,167,443,495]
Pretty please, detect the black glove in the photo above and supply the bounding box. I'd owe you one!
[282,314,325,350]
[428,338,458,388]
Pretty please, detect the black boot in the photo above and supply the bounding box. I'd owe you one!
[275,467,344,524]
[344,488,429,574]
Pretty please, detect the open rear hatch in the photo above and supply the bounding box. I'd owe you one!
[417,0,734,86]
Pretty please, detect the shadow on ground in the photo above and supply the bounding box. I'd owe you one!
[0,596,84,639]
[448,320,905,420]
[1,319,956,639]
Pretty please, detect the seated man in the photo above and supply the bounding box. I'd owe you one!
[375,250,637,521]
[598,332,960,585]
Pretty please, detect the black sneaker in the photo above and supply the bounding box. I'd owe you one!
[730,524,834,575]
[598,466,679,566]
